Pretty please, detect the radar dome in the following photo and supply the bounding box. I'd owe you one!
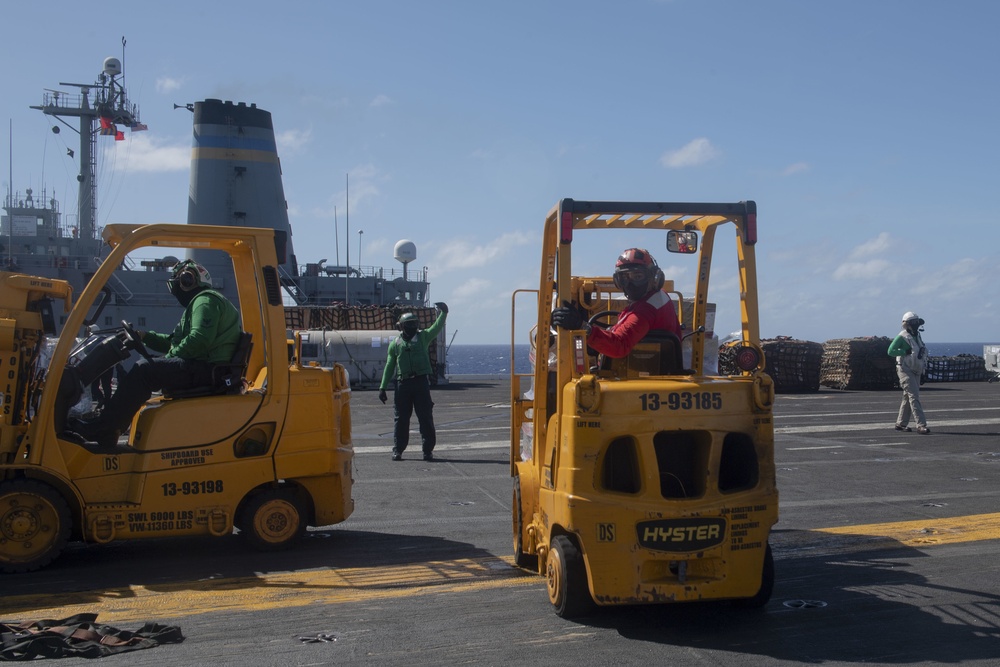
[103,57,122,78]
[394,240,417,264]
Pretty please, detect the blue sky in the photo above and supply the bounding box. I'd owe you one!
[3,0,998,345]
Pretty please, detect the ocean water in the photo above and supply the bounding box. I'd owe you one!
[447,345,532,375]
[928,342,994,358]
[445,342,994,376]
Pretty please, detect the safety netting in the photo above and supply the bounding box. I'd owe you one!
[761,337,824,393]
[924,354,988,382]
[284,305,440,331]
[720,336,989,391]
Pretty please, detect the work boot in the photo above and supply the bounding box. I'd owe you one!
[423,451,434,462]
[66,416,121,449]
[90,427,122,449]
[392,449,402,461]
[917,426,931,435]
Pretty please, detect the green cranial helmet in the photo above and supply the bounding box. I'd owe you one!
[398,312,419,328]
[167,260,213,300]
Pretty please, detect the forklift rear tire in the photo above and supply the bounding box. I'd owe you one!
[238,488,306,551]
[733,542,775,608]
[547,535,594,618]
[512,476,537,570]
[0,480,72,573]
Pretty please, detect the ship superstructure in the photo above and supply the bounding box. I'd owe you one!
[2,56,444,386]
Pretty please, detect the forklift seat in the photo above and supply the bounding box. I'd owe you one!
[600,330,686,378]
[162,332,253,399]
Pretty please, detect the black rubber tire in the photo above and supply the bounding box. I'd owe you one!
[546,535,595,618]
[733,542,775,608]
[237,488,306,551]
[512,476,537,570]
[0,479,72,573]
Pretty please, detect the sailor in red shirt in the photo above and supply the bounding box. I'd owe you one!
[552,248,681,358]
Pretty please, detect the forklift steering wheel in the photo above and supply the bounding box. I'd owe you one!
[588,311,620,330]
[121,320,154,362]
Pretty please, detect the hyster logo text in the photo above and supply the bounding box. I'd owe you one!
[636,518,726,553]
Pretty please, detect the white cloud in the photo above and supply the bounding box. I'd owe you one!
[370,94,394,108]
[104,134,189,173]
[782,162,810,176]
[452,277,492,299]
[432,231,535,272]
[347,164,382,211]
[832,258,891,281]
[848,231,892,258]
[911,257,984,297]
[312,163,384,218]
[660,138,719,168]
[276,127,313,155]
[831,232,895,279]
[156,77,183,94]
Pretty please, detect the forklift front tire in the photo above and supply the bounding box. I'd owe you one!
[237,488,306,551]
[0,480,72,573]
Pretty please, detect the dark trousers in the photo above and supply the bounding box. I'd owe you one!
[393,375,436,454]
[99,357,215,432]
[90,365,116,411]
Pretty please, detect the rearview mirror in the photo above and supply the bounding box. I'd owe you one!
[666,230,698,254]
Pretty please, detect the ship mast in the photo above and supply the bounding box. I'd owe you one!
[29,46,142,241]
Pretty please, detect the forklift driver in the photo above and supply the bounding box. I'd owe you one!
[551,247,681,358]
[69,260,242,447]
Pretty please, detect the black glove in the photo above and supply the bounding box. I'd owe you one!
[378,389,387,404]
[435,302,449,314]
[551,302,584,330]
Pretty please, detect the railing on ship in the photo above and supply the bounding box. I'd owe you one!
[299,262,429,282]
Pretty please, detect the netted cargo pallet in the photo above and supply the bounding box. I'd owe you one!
[718,344,738,376]
[820,336,896,390]
[925,354,988,382]
[284,305,439,331]
[761,337,824,393]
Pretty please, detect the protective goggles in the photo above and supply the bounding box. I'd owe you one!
[615,268,648,283]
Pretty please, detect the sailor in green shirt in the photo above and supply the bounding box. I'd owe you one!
[379,303,448,461]
[72,260,242,447]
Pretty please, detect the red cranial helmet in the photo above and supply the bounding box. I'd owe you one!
[615,248,655,270]
[613,248,664,300]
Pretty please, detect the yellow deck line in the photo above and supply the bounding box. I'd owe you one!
[2,557,536,624]
[6,513,1000,624]
[817,511,1000,546]
[774,512,1000,555]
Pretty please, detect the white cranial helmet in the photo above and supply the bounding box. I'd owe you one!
[902,311,919,323]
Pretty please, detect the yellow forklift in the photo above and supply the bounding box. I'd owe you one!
[0,223,353,572]
[511,199,777,617]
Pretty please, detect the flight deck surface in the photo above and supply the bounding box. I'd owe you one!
[4,379,999,666]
